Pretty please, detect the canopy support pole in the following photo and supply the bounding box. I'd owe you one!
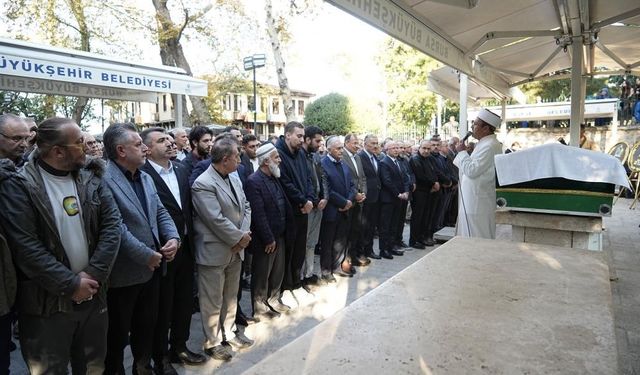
[459,73,468,136]
[569,37,584,147]
[176,94,183,128]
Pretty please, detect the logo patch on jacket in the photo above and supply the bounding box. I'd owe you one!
[63,196,79,216]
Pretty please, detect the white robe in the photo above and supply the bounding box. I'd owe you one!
[453,134,502,239]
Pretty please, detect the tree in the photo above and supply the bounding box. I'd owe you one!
[303,93,354,135]
[377,38,441,139]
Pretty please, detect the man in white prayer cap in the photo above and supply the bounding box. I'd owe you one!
[453,108,503,239]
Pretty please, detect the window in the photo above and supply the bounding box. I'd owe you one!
[155,98,159,113]
[162,95,167,112]
[272,98,280,114]
[268,123,275,134]
[260,97,268,113]
[234,94,241,112]
[131,102,135,114]
[291,100,296,113]
[248,95,255,111]
[298,100,305,115]
[222,95,230,111]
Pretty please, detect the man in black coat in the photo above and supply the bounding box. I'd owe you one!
[356,135,382,260]
[275,122,316,291]
[140,128,205,374]
[409,140,440,248]
[181,126,213,179]
[378,140,410,259]
[245,143,294,319]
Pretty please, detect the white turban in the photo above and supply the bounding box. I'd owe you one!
[257,143,277,165]
[477,108,501,128]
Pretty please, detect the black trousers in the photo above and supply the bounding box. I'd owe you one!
[20,298,108,375]
[379,200,401,251]
[446,188,459,227]
[359,199,380,255]
[152,240,195,362]
[435,188,453,231]
[394,199,409,244]
[410,190,429,244]
[0,312,9,375]
[319,212,350,273]
[251,236,285,315]
[424,191,441,239]
[105,271,160,374]
[346,203,364,259]
[282,214,308,290]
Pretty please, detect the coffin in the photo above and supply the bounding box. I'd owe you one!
[494,143,629,217]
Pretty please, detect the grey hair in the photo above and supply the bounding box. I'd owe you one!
[325,135,343,149]
[211,137,238,163]
[103,123,137,160]
[0,113,25,132]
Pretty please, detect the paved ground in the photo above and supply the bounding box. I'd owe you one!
[8,199,640,373]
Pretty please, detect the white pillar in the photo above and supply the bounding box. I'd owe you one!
[175,94,183,128]
[459,73,468,135]
[569,37,584,147]
[436,95,443,135]
[499,99,507,143]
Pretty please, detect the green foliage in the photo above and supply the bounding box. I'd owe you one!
[519,74,628,102]
[303,93,354,135]
[377,38,441,137]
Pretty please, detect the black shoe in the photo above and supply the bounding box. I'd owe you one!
[132,362,153,375]
[425,238,435,246]
[397,241,409,248]
[379,250,394,260]
[235,312,248,327]
[169,349,206,365]
[366,252,382,260]
[255,309,280,320]
[304,275,320,285]
[351,256,371,266]
[334,270,353,278]
[321,273,336,283]
[389,249,404,256]
[154,357,178,375]
[204,345,232,361]
[409,242,426,249]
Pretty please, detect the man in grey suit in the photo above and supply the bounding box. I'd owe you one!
[192,135,253,362]
[102,123,180,375]
[342,134,370,269]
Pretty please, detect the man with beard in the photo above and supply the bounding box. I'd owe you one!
[140,128,205,374]
[240,134,260,181]
[0,117,121,374]
[454,108,503,239]
[275,122,315,291]
[245,143,293,319]
[301,126,326,290]
[181,126,213,179]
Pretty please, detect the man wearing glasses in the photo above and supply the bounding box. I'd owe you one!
[0,113,31,167]
[0,117,121,374]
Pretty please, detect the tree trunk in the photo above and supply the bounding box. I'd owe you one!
[152,0,212,126]
[265,0,295,123]
[68,0,90,126]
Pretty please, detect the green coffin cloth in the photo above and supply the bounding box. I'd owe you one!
[496,177,614,216]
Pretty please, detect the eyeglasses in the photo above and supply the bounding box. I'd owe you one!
[0,132,30,144]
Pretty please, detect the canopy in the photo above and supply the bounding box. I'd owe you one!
[0,38,208,102]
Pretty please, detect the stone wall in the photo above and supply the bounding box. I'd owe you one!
[502,124,640,153]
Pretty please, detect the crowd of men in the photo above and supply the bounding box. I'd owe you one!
[0,111,502,374]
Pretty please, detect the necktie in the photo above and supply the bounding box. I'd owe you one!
[394,159,401,173]
[371,155,377,172]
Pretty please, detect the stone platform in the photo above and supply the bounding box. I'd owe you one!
[244,237,617,374]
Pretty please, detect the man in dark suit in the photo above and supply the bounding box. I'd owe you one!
[410,140,440,248]
[140,128,205,374]
[342,134,369,269]
[395,142,415,249]
[245,143,293,319]
[378,141,410,259]
[356,135,382,260]
[240,134,259,179]
[102,123,180,375]
[319,136,356,281]
[181,126,213,179]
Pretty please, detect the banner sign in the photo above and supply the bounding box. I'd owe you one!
[0,75,157,102]
[0,43,207,98]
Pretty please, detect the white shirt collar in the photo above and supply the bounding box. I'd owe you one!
[148,159,174,175]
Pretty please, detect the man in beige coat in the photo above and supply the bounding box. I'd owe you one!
[191,136,253,362]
